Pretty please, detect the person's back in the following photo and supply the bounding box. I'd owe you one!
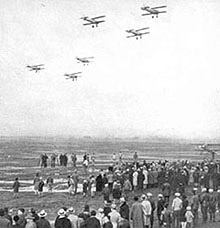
[12,215,20,228]
[25,219,36,228]
[36,217,51,228]
[130,197,144,228]
[191,194,199,210]
[4,208,12,225]
[109,207,120,228]
[103,216,113,228]
[86,211,101,228]
[55,217,71,228]
[17,209,27,228]
[118,218,130,228]
[68,213,78,228]
[0,216,11,228]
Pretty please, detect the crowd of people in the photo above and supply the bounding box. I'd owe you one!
[8,151,220,228]
[2,187,220,228]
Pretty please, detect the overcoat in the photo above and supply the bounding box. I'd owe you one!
[130,201,144,228]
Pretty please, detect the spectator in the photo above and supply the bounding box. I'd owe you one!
[119,197,129,221]
[38,177,44,197]
[25,214,36,228]
[108,204,120,228]
[17,208,27,228]
[171,193,182,228]
[185,206,194,228]
[13,177,20,198]
[130,196,144,228]
[4,207,12,225]
[12,215,20,228]
[67,207,78,228]
[36,210,51,228]
[141,194,151,228]
[0,208,11,228]
[86,210,101,228]
[55,209,71,228]
[30,208,39,223]
[156,194,165,227]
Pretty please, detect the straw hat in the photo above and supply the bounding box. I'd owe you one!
[68,207,75,213]
[25,214,34,220]
[57,208,66,216]
[111,204,117,209]
[38,210,47,217]
[142,194,146,200]
[98,208,104,213]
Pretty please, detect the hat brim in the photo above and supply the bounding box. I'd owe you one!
[38,213,47,217]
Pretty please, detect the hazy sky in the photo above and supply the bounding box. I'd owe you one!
[1,0,220,139]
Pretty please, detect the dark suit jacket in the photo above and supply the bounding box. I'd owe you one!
[86,216,101,228]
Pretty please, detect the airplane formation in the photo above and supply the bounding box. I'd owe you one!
[27,4,167,81]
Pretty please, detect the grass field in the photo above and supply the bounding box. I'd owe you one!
[0,137,219,228]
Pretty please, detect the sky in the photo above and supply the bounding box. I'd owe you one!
[1,0,220,139]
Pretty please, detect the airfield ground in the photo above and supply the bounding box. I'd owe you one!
[0,137,219,228]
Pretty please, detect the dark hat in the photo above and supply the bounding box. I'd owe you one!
[84,205,90,212]
[0,209,4,216]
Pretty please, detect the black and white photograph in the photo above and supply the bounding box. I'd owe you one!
[1,0,220,228]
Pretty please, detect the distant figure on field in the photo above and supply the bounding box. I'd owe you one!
[46,175,54,193]
[119,151,123,166]
[112,153,116,166]
[83,153,88,162]
[13,177,20,198]
[33,173,40,195]
[50,153,57,168]
[40,153,48,168]
[38,177,44,197]
[67,175,75,195]
[72,170,79,195]
[63,153,68,167]
[71,153,77,168]
[133,151,138,164]
[91,152,96,172]
[83,157,89,175]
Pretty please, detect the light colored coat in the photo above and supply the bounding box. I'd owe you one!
[109,209,121,228]
[130,201,144,228]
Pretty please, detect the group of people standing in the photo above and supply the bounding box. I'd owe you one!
[39,152,95,171]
